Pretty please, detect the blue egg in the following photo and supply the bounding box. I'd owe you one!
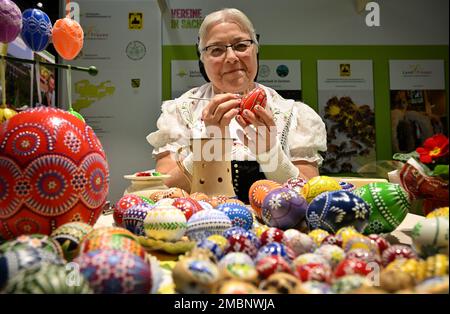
[196,239,224,260]
[255,242,294,262]
[186,209,232,242]
[306,190,370,234]
[21,8,52,52]
[122,203,153,236]
[217,203,253,230]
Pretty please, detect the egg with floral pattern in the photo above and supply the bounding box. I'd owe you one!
[255,242,295,262]
[248,180,281,219]
[225,231,260,258]
[186,209,232,242]
[410,217,449,257]
[217,203,253,230]
[114,194,144,227]
[172,197,203,220]
[301,176,342,203]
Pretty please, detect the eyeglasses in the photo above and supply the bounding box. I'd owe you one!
[202,39,254,58]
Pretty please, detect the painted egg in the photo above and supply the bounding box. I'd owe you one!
[293,253,329,268]
[306,190,370,234]
[143,205,187,241]
[196,239,224,261]
[248,179,281,219]
[2,263,92,293]
[315,244,345,268]
[197,200,213,211]
[207,195,230,208]
[296,281,333,294]
[20,8,52,51]
[83,226,136,242]
[172,257,219,294]
[219,252,254,269]
[213,280,259,294]
[0,246,64,288]
[296,262,332,283]
[206,234,228,251]
[307,229,330,247]
[79,233,146,259]
[122,203,153,236]
[0,108,109,239]
[334,258,370,278]
[343,235,379,256]
[114,194,144,226]
[0,0,22,43]
[52,17,83,60]
[189,192,209,202]
[284,229,316,256]
[223,226,246,239]
[353,182,410,234]
[139,196,155,205]
[219,255,258,282]
[331,274,368,294]
[411,217,449,257]
[260,227,287,246]
[0,233,63,257]
[172,197,202,220]
[256,255,293,279]
[50,221,93,260]
[239,87,267,123]
[217,203,253,230]
[259,272,302,294]
[261,187,308,229]
[381,244,418,266]
[255,242,295,262]
[225,232,260,258]
[423,254,449,278]
[186,209,232,242]
[301,176,342,203]
[367,234,390,254]
[321,234,343,247]
[74,249,151,294]
[426,207,449,219]
[385,258,427,282]
[336,226,362,248]
[338,181,356,192]
[346,248,381,266]
[283,177,307,193]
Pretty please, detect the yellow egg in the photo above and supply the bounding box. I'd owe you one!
[426,254,449,278]
[426,207,449,219]
[308,229,329,246]
[336,226,361,248]
[386,258,427,282]
[301,176,342,203]
[207,234,228,251]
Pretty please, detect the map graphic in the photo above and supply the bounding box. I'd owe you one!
[73,80,116,112]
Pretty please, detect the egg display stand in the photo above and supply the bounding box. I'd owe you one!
[123,174,170,198]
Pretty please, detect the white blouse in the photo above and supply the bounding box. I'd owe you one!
[147,83,327,165]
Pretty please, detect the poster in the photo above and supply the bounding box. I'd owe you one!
[389,60,447,153]
[171,60,301,100]
[34,50,56,107]
[317,60,375,173]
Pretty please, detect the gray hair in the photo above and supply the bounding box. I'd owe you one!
[198,8,258,58]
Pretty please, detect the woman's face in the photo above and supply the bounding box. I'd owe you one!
[202,22,257,94]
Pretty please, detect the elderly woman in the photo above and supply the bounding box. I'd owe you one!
[147,8,326,202]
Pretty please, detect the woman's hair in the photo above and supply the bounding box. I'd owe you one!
[198,8,258,57]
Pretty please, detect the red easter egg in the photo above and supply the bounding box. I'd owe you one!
[334,258,371,278]
[172,197,203,220]
[239,87,267,123]
[114,194,144,226]
[256,255,293,279]
[260,227,287,246]
[296,262,332,283]
[0,107,109,239]
[52,17,84,60]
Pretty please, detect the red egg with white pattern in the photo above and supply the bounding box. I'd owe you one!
[114,194,144,226]
[334,258,371,278]
[296,262,332,283]
[256,255,293,279]
[172,197,203,220]
[381,244,418,266]
[260,227,287,246]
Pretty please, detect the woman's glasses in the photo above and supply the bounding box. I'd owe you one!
[202,39,254,58]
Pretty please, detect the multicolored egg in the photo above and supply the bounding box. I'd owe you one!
[114,194,144,226]
[217,203,253,230]
[122,203,153,236]
[0,108,109,239]
[50,221,93,260]
[0,233,63,257]
[346,248,381,266]
[0,0,22,43]
[411,217,449,257]
[255,242,295,262]
[172,197,202,220]
[172,257,220,294]
[301,176,342,203]
[293,253,330,268]
[315,244,345,268]
[381,244,418,266]
[260,227,287,246]
[261,187,308,229]
[256,255,293,279]
[20,8,52,51]
[367,234,390,254]
[218,252,258,282]
[143,205,187,241]
[78,233,146,259]
[248,179,281,219]
[307,229,330,247]
[296,262,332,283]
[353,182,410,234]
[186,209,232,242]
[239,87,267,123]
[334,258,371,278]
[206,234,228,251]
[225,231,260,258]
[284,229,316,256]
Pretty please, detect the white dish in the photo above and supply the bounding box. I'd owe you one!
[123,174,170,181]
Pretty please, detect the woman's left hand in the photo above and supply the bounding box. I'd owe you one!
[235,105,278,155]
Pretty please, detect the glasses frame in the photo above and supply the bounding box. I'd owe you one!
[201,39,255,58]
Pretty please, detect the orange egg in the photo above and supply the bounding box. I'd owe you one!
[52,17,83,60]
[248,180,281,219]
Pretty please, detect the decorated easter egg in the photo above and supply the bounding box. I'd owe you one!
[186,209,232,242]
[248,179,281,219]
[301,176,342,203]
[114,194,144,226]
[283,177,307,193]
[367,234,390,254]
[172,257,220,294]
[122,202,153,236]
[306,190,370,234]
[321,234,343,247]
[307,229,330,247]
[172,197,202,220]
[296,262,332,283]
[381,244,418,266]
[423,254,449,278]
[426,207,449,219]
[0,108,109,239]
[336,226,361,248]
[261,187,308,229]
[82,226,136,243]
[255,242,295,262]
[239,87,267,123]
[3,263,92,293]
[256,255,293,279]
[218,252,258,282]
[74,249,152,293]
[143,205,187,241]
[293,253,330,268]
[52,17,83,60]
[189,192,209,202]
[206,234,228,251]
[213,280,259,294]
[284,229,316,256]
[353,182,410,234]
[338,181,356,192]
[410,217,449,257]
[296,281,333,294]
[196,239,224,261]
[50,221,93,260]
[79,233,146,259]
[20,8,52,51]
[343,235,379,256]
[259,272,302,294]
[0,246,64,289]
[217,203,253,230]
[0,234,63,257]
[334,258,371,278]
[260,227,287,246]
[0,0,22,43]
[331,274,368,294]
[346,248,381,266]
[225,231,260,258]
[219,252,254,269]
[315,244,345,268]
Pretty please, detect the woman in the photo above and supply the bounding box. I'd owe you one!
[147,8,327,202]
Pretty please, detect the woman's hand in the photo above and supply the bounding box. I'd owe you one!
[202,93,241,138]
[235,105,278,155]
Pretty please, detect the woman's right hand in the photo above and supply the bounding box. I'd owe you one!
[201,93,241,138]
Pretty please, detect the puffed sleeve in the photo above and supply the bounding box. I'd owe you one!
[288,102,327,165]
[146,99,190,158]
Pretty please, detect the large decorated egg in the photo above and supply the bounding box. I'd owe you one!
[172,197,202,220]
[261,187,308,229]
[353,182,410,234]
[306,190,370,234]
[0,233,63,257]
[301,176,342,203]
[239,87,267,123]
[3,263,93,293]
[0,0,22,43]
[114,194,144,226]
[217,203,253,230]
[50,221,93,260]
[186,209,232,242]
[143,205,187,241]
[20,8,52,51]
[411,217,449,257]
[0,108,109,239]
[122,202,153,236]
[74,249,152,294]
[248,179,281,219]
